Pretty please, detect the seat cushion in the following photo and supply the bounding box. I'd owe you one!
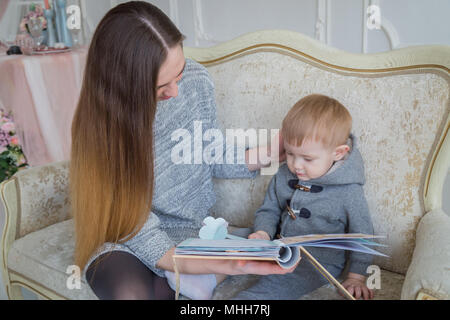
[212,270,404,300]
[7,219,98,299]
[8,218,404,300]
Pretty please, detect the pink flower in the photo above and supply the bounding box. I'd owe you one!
[1,122,14,133]
[10,136,19,146]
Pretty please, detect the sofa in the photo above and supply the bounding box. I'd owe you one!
[1,30,449,300]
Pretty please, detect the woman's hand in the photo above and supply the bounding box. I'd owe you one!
[340,272,374,300]
[159,247,298,276]
[270,131,286,164]
[246,131,286,171]
[230,259,297,276]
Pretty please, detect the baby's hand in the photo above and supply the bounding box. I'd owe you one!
[340,272,374,300]
[248,230,270,240]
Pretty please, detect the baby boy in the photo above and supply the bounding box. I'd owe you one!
[235,94,375,300]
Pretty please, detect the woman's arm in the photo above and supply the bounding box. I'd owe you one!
[156,247,297,275]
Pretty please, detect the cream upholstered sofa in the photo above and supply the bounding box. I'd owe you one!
[1,30,449,300]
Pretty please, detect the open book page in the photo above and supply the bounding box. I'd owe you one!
[279,233,384,245]
[276,233,388,257]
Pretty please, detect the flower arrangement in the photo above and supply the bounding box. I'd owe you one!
[0,109,29,182]
[19,3,47,34]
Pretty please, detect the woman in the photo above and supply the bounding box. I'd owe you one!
[70,1,290,300]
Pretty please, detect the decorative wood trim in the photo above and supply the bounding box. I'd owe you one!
[0,177,18,297]
[424,114,450,212]
[9,270,68,300]
[192,0,216,46]
[315,0,330,45]
[380,17,400,49]
[184,30,450,72]
[362,0,369,53]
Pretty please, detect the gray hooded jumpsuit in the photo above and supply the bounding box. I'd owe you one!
[233,136,374,299]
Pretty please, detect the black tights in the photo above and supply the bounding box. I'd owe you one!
[85,251,175,300]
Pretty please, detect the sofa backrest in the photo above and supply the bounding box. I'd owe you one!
[186,30,450,275]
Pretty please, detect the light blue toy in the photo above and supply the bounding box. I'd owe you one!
[198,216,245,240]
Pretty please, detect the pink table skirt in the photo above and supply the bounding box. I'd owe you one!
[0,48,87,167]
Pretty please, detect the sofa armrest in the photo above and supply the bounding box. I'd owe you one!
[401,208,450,299]
[1,160,71,243]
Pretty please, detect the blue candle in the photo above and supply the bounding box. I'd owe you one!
[53,0,62,42]
[56,0,72,47]
[43,9,56,47]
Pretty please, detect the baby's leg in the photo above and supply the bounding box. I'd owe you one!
[165,271,226,300]
[232,259,343,300]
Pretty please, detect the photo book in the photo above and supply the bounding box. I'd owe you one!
[173,233,387,300]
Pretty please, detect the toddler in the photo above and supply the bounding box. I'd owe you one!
[234,94,375,300]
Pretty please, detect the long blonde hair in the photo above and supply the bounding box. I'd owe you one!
[70,1,184,270]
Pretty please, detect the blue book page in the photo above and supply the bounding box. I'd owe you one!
[281,233,384,245]
[299,241,388,257]
[299,238,387,247]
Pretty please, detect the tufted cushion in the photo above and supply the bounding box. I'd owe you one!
[7,219,97,299]
[207,51,449,274]
[401,209,450,299]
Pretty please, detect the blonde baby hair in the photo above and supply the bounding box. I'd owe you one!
[281,94,352,149]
